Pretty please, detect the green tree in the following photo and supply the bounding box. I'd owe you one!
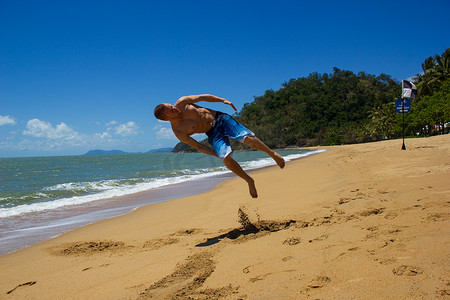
[236,69,400,147]
[366,102,397,139]
[415,48,450,96]
[410,79,450,135]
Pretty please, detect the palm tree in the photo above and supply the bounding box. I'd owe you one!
[415,48,450,96]
[366,103,396,139]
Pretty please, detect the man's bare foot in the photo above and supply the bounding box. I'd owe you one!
[248,179,258,198]
[273,152,285,168]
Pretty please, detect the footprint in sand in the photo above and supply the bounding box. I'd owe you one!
[379,239,396,248]
[392,265,424,276]
[143,237,179,250]
[338,197,351,205]
[308,234,329,243]
[427,213,449,222]
[335,247,360,260]
[375,258,396,265]
[242,262,264,274]
[140,251,217,298]
[172,228,201,236]
[283,237,301,246]
[307,275,331,289]
[249,270,295,283]
[359,208,385,217]
[52,241,128,256]
[384,212,398,220]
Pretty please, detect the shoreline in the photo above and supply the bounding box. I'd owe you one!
[0,149,323,256]
[0,172,234,256]
[1,136,448,299]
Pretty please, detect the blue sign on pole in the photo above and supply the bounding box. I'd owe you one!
[396,99,411,113]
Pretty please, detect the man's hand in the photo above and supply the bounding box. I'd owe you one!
[223,100,237,111]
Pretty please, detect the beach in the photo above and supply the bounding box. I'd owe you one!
[0,149,316,255]
[1,135,449,299]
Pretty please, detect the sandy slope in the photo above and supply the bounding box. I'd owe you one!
[1,135,449,299]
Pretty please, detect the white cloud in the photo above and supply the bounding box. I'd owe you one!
[104,121,140,136]
[114,121,140,136]
[95,132,112,140]
[155,126,176,140]
[152,124,202,141]
[23,119,79,140]
[1,118,145,156]
[106,120,117,127]
[0,115,16,126]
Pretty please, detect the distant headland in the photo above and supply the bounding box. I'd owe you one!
[83,147,173,155]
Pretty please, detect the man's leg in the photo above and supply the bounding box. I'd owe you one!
[222,155,258,198]
[243,136,285,168]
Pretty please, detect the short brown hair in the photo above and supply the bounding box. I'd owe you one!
[154,104,167,120]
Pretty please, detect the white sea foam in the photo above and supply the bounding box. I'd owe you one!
[241,149,326,169]
[43,180,125,192]
[0,150,325,218]
[0,172,222,218]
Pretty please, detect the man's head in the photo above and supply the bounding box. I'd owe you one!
[154,104,181,121]
[154,104,167,120]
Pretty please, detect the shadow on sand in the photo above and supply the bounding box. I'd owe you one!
[195,220,297,247]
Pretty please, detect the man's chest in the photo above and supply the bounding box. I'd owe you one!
[172,118,199,135]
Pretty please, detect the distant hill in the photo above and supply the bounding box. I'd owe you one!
[83,147,174,155]
[146,147,173,153]
[172,142,197,153]
[83,149,128,155]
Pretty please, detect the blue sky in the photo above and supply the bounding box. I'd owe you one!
[1,0,449,157]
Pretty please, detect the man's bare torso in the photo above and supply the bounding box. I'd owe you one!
[170,104,217,136]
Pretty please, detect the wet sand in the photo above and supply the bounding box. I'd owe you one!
[0,171,237,256]
[1,135,449,299]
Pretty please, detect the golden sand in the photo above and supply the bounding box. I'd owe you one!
[1,135,449,299]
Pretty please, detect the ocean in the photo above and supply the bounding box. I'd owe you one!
[0,149,324,255]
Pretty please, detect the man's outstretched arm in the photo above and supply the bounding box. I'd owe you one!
[175,94,237,111]
[174,131,218,158]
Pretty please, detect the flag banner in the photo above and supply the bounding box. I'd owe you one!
[402,80,417,98]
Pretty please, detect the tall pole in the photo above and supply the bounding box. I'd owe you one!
[401,99,406,150]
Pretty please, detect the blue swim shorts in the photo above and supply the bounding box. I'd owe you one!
[205,112,255,159]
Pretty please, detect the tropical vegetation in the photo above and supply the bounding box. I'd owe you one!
[173,48,449,152]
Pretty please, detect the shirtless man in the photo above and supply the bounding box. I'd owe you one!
[154,94,285,198]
